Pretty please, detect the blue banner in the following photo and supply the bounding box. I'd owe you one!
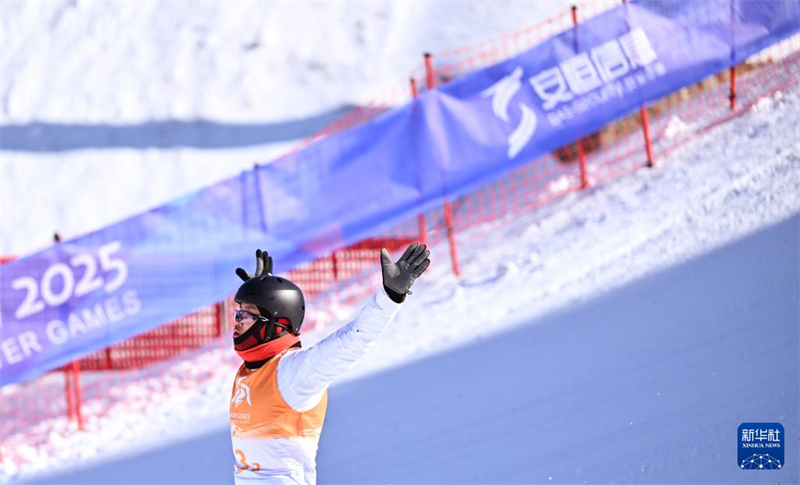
[1,0,798,386]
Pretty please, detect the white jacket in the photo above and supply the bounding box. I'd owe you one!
[231,287,402,484]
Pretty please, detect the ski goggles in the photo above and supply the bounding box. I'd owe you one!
[234,309,291,332]
[234,309,266,323]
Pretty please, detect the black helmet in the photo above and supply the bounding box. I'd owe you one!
[233,250,305,351]
[234,275,305,336]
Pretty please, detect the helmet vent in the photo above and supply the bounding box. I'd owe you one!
[277,277,284,283]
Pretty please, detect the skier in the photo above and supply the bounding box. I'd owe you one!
[229,242,430,484]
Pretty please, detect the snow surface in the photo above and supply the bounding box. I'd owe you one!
[1,1,799,483]
[8,80,800,485]
[0,0,572,257]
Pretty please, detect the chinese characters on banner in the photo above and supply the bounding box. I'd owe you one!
[482,28,667,159]
[532,28,666,127]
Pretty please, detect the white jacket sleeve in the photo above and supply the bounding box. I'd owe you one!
[276,286,403,412]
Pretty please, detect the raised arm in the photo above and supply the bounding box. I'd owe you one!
[277,243,430,411]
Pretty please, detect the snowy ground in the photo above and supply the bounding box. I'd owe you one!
[0,0,573,257]
[9,79,800,485]
[2,1,799,483]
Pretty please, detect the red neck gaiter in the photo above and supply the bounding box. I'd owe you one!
[235,334,300,363]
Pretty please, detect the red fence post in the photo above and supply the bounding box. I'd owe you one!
[571,5,590,189]
[577,139,589,188]
[409,77,428,246]
[331,251,339,280]
[64,365,75,423]
[614,2,658,167]
[729,66,737,110]
[214,302,223,338]
[71,361,85,430]
[443,202,460,276]
[424,53,460,276]
[571,5,579,31]
[54,232,85,430]
[640,107,655,168]
[54,232,82,428]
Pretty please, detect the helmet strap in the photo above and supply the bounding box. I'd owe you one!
[233,317,270,351]
[233,313,294,351]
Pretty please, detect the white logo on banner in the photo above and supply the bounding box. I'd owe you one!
[481,66,538,159]
[483,28,666,160]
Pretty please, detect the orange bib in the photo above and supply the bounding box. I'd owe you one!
[230,348,328,478]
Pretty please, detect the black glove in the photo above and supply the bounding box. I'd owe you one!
[236,249,273,281]
[380,242,430,303]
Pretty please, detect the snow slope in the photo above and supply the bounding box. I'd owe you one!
[2,0,799,483]
[13,79,800,484]
[319,216,799,484]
